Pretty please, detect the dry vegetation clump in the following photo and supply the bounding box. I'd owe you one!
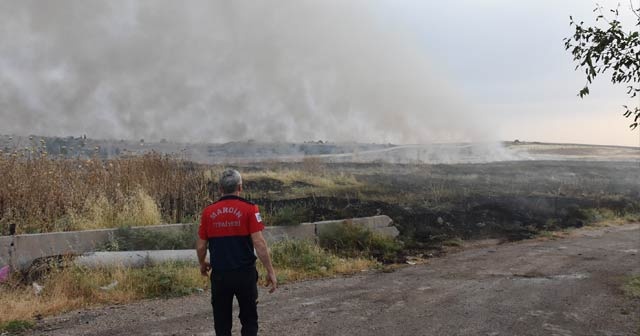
[0,262,208,326]
[623,275,640,299]
[0,144,364,234]
[0,242,375,328]
[318,221,403,262]
[301,156,326,175]
[259,239,375,283]
[0,147,211,234]
[242,169,360,192]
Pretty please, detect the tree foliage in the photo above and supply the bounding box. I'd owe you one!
[564,3,640,129]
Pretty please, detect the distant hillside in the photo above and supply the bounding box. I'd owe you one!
[1,134,637,164]
[0,134,392,163]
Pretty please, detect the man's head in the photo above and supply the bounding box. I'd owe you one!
[219,169,243,195]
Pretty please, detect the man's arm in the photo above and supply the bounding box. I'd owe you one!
[196,238,210,276]
[251,231,277,293]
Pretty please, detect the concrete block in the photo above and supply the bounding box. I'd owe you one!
[12,229,114,269]
[0,236,12,266]
[4,216,396,270]
[10,223,197,269]
[314,219,350,237]
[375,226,400,238]
[350,215,393,230]
[263,223,316,243]
[314,215,395,237]
[75,250,197,269]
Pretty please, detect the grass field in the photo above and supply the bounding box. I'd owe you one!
[1,144,639,242]
[1,139,639,331]
[0,240,376,328]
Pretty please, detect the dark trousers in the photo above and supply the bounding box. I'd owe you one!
[211,268,259,336]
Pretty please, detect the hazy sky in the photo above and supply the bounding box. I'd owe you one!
[382,0,640,146]
[0,0,638,146]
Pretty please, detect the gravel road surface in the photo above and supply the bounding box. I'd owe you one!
[28,224,639,336]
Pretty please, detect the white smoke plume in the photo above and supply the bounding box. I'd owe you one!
[0,1,488,144]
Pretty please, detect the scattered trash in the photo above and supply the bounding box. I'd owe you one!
[99,280,119,291]
[405,256,425,265]
[0,265,9,282]
[195,288,204,293]
[32,282,44,295]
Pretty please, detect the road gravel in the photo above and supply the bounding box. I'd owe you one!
[27,224,640,336]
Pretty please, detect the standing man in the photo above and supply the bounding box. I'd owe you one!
[197,169,277,336]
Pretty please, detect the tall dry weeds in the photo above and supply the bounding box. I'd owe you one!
[0,146,211,234]
[0,262,208,325]
[0,250,374,326]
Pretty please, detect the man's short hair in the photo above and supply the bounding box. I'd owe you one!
[220,169,242,194]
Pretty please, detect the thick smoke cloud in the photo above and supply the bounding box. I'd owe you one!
[0,1,486,143]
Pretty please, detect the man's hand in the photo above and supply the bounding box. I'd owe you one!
[265,271,277,293]
[200,262,211,276]
[196,238,209,276]
[251,231,277,293]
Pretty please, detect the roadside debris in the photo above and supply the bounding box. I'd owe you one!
[405,255,427,265]
[99,280,119,291]
[0,265,9,282]
[32,282,44,295]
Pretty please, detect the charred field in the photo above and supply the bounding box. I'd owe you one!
[1,141,639,326]
[240,159,640,248]
[1,136,638,252]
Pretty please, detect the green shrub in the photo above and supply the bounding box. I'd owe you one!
[265,204,310,226]
[101,225,197,251]
[442,237,464,247]
[318,221,402,262]
[127,262,202,298]
[623,275,640,298]
[270,239,334,271]
[0,319,34,333]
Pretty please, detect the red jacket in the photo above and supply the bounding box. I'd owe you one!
[198,195,265,271]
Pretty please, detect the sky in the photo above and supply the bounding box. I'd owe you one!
[0,0,638,146]
[381,0,640,146]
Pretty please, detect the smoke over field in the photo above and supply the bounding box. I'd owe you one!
[0,0,488,144]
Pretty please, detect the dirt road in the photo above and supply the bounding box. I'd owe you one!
[28,224,639,336]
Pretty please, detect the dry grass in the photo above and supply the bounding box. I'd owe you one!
[0,145,363,234]
[67,189,162,230]
[0,262,209,325]
[259,239,376,283]
[623,275,640,298]
[242,169,361,190]
[0,148,210,234]
[585,208,640,227]
[301,156,326,175]
[535,230,572,240]
[241,168,362,202]
[0,249,375,326]
[264,257,374,283]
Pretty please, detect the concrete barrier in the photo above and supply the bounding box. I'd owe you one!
[4,224,194,270]
[75,250,197,268]
[262,223,316,243]
[312,216,397,237]
[0,236,12,266]
[1,215,396,270]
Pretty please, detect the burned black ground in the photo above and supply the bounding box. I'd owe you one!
[240,160,640,249]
